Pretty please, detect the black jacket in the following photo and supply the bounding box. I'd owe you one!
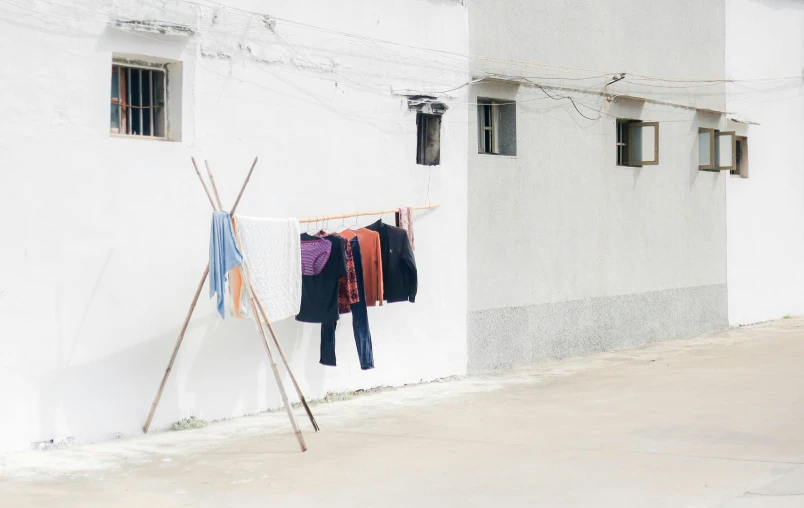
[365,220,417,303]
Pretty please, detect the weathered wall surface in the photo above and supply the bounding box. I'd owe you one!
[725,0,804,325]
[0,0,469,452]
[466,1,730,373]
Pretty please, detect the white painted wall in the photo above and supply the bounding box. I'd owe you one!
[468,0,727,112]
[725,0,804,326]
[467,84,729,312]
[465,0,731,372]
[466,0,730,314]
[0,0,469,452]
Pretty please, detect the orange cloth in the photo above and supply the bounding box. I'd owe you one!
[228,218,245,318]
[340,228,384,306]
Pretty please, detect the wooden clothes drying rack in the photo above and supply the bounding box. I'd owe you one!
[142,156,439,452]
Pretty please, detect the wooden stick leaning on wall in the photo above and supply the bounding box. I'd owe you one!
[199,175,306,453]
[203,159,319,432]
[251,290,320,432]
[203,159,224,210]
[142,157,258,434]
[185,162,307,450]
[231,227,307,451]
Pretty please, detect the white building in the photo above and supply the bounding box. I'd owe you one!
[465,0,731,372]
[0,0,801,452]
[725,0,804,326]
[0,0,469,452]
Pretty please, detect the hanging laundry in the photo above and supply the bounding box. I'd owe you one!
[227,216,246,319]
[340,228,383,306]
[314,231,359,314]
[296,233,347,324]
[339,235,360,313]
[320,237,374,370]
[301,238,332,276]
[234,216,302,322]
[396,207,415,251]
[209,211,243,319]
[366,219,417,303]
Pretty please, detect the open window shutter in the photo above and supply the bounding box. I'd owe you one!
[416,113,426,165]
[698,128,716,170]
[716,131,736,170]
[628,122,659,166]
[491,105,501,154]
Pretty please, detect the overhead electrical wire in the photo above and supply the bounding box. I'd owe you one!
[3,0,801,124]
[5,0,801,87]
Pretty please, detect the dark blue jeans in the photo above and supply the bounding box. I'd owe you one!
[320,237,374,370]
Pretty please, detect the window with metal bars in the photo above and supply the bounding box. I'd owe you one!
[110,64,166,138]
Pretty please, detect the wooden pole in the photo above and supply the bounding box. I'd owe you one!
[237,259,307,452]
[250,279,320,432]
[143,157,259,433]
[143,265,209,433]
[192,157,218,211]
[298,204,440,223]
[204,159,224,211]
[230,157,258,214]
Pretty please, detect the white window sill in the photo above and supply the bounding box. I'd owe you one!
[477,152,517,159]
[110,133,172,142]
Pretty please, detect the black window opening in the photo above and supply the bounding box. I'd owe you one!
[111,64,166,138]
[416,112,442,166]
[616,119,632,166]
[732,136,749,178]
[480,104,494,154]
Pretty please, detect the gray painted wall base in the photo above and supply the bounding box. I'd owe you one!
[467,284,728,374]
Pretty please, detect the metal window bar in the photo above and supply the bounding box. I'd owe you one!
[127,67,132,134]
[138,68,143,136]
[110,64,166,138]
[149,69,154,136]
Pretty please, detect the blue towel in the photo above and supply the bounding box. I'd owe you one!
[209,211,243,319]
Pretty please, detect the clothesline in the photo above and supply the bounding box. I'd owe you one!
[298,204,440,224]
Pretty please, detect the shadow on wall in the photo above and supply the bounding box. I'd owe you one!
[689,111,723,192]
[95,24,190,61]
[35,307,322,444]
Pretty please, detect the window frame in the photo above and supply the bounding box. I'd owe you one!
[716,131,737,171]
[416,111,442,166]
[617,119,659,167]
[110,60,167,140]
[698,128,717,171]
[629,121,659,166]
[478,103,497,155]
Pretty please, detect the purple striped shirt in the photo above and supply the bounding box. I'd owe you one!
[300,239,332,276]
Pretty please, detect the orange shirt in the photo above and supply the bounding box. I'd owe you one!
[340,228,384,306]
[228,217,245,318]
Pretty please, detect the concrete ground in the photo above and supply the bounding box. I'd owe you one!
[1,319,803,507]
